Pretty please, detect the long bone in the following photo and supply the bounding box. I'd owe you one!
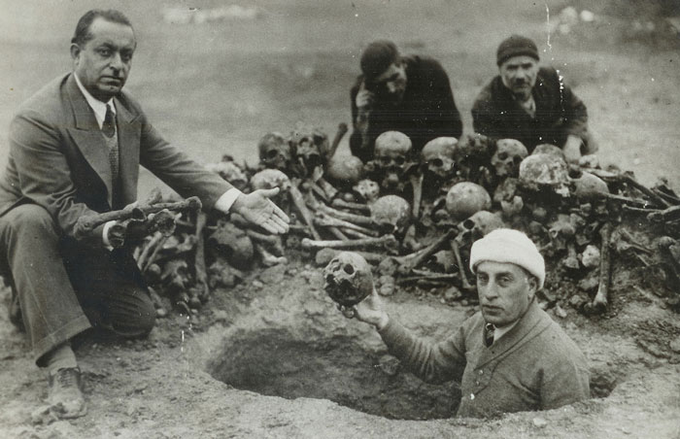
[74,196,201,240]
[331,198,372,214]
[289,183,321,240]
[450,238,475,291]
[313,213,379,237]
[301,234,397,251]
[590,223,613,312]
[396,229,456,275]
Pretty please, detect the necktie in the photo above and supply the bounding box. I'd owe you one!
[102,104,116,138]
[484,323,495,347]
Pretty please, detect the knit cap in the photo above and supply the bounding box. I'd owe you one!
[496,35,539,66]
[469,228,545,288]
[360,40,400,81]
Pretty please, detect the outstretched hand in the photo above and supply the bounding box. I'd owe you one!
[231,188,290,234]
[351,288,390,330]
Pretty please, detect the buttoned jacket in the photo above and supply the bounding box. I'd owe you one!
[0,73,231,242]
[379,300,590,418]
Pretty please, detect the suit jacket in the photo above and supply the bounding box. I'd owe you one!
[0,73,232,243]
[471,67,589,152]
[379,300,590,418]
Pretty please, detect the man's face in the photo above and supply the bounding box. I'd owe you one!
[368,62,407,103]
[499,55,538,101]
[476,261,537,327]
[71,17,136,102]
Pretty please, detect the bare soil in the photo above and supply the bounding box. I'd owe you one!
[1,1,679,438]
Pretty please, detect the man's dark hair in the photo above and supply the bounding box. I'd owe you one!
[71,9,134,46]
[360,40,400,82]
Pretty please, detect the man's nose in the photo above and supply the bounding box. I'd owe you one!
[481,283,499,300]
[109,53,124,71]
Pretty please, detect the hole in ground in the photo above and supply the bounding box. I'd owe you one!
[207,327,461,420]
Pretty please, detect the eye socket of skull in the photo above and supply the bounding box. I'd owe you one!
[394,156,405,166]
[497,152,508,160]
[380,156,392,166]
[463,218,475,230]
[266,149,280,160]
[432,158,443,168]
[343,263,355,275]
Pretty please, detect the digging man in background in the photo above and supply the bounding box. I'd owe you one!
[471,35,596,162]
[351,229,590,418]
[349,40,463,163]
[0,9,289,419]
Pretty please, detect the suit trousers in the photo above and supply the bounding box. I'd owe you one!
[0,204,155,366]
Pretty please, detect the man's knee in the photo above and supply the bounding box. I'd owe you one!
[1,204,59,242]
[108,287,156,338]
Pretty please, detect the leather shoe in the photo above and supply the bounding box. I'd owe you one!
[47,367,87,419]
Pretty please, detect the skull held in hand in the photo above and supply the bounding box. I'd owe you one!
[445,182,492,221]
[421,137,458,179]
[491,139,528,178]
[258,132,292,172]
[519,153,571,197]
[250,169,292,192]
[370,195,411,235]
[323,251,374,308]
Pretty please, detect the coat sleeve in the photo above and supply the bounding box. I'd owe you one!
[538,331,591,410]
[378,318,466,384]
[559,77,589,140]
[471,83,501,139]
[137,111,233,212]
[427,59,463,139]
[8,109,103,242]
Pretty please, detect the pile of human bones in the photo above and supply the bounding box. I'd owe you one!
[116,122,679,317]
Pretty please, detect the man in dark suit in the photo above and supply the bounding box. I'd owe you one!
[0,9,288,418]
[349,40,463,163]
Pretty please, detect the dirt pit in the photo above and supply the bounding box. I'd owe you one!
[208,327,459,420]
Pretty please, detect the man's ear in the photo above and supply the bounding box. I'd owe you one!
[70,44,81,62]
[527,275,538,299]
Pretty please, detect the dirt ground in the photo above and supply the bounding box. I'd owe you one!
[1,0,679,438]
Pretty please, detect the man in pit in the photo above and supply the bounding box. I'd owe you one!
[352,228,590,418]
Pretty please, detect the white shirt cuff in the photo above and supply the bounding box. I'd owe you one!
[213,188,242,213]
[102,220,116,251]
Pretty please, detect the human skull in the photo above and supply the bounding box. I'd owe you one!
[445,182,492,221]
[258,132,292,171]
[532,143,565,158]
[571,170,609,199]
[326,155,365,187]
[290,123,329,172]
[323,251,374,308]
[205,160,249,191]
[492,139,528,177]
[458,210,505,241]
[352,179,380,203]
[374,131,412,170]
[250,169,291,192]
[208,221,254,270]
[519,153,571,196]
[370,195,411,235]
[421,137,458,179]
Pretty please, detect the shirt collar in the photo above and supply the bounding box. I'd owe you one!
[73,73,116,129]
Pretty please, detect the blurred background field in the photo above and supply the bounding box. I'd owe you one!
[0,0,678,197]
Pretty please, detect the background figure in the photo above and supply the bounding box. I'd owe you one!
[349,40,463,163]
[471,34,596,162]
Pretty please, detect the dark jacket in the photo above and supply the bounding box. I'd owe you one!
[471,67,588,152]
[0,73,232,244]
[379,300,590,418]
[349,55,463,162]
